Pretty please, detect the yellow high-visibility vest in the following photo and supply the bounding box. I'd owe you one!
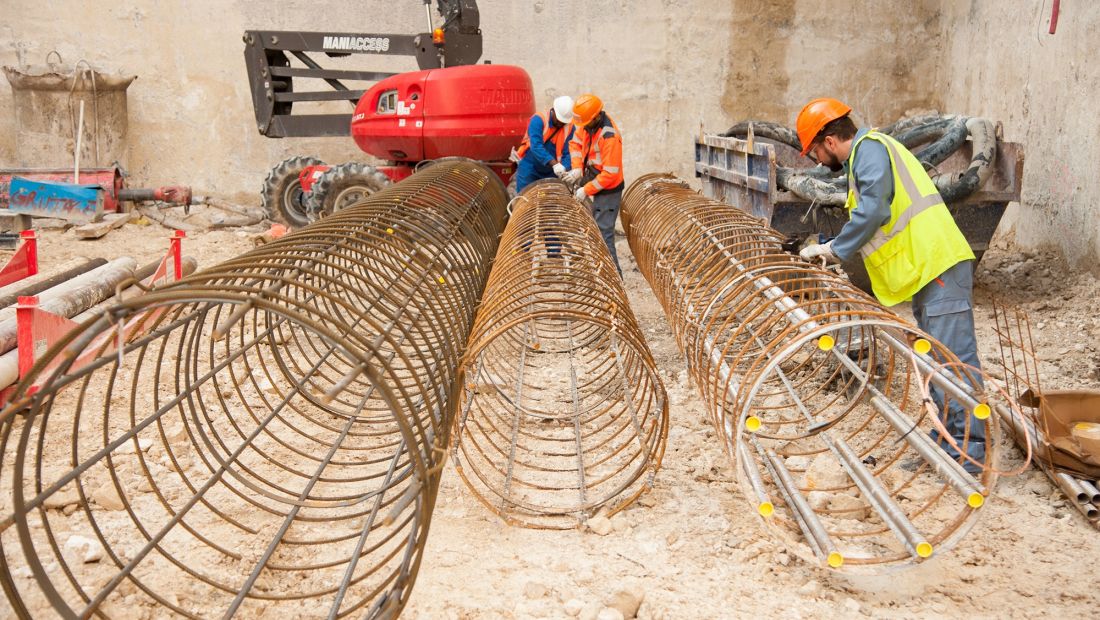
[845,131,975,306]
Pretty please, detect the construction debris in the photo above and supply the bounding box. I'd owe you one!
[993,302,1100,529]
[74,211,133,239]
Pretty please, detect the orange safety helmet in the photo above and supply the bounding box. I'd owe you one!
[796,98,852,156]
[573,94,603,126]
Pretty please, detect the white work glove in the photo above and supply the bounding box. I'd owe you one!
[564,168,583,184]
[552,163,566,178]
[799,241,840,265]
[508,147,521,164]
[574,186,589,202]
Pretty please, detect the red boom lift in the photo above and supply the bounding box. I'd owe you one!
[243,0,533,226]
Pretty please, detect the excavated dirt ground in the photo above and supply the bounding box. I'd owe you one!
[3,208,1100,619]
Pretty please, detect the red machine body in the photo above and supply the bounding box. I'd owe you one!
[350,64,533,183]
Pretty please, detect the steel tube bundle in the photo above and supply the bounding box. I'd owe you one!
[622,173,1001,571]
[0,160,507,618]
[453,180,668,528]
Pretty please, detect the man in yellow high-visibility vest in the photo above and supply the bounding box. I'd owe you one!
[795,98,985,474]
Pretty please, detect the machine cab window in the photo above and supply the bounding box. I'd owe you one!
[376,90,398,115]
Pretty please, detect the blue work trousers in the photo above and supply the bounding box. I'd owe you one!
[912,259,986,471]
[515,160,554,194]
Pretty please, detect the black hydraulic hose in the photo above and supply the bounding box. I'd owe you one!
[897,116,969,168]
[878,114,945,137]
[723,115,996,206]
[721,121,801,150]
[934,117,997,203]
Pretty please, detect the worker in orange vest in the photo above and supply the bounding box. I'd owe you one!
[565,94,624,275]
[513,96,575,193]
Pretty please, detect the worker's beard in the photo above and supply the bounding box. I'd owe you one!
[821,151,844,172]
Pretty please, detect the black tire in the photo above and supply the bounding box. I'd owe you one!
[260,156,324,228]
[307,162,391,215]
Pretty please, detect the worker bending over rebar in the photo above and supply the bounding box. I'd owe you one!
[795,98,985,473]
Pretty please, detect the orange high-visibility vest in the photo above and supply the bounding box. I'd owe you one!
[516,112,570,162]
[569,115,623,196]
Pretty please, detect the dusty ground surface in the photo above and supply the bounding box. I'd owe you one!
[2,211,1099,619]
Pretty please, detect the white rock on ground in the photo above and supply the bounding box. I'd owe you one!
[64,535,104,563]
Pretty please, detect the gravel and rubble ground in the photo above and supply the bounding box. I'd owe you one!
[3,212,1099,619]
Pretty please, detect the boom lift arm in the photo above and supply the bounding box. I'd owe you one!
[243,0,483,138]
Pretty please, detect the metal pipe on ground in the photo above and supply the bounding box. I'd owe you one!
[0,160,508,619]
[452,180,668,529]
[70,256,199,323]
[622,173,1001,572]
[0,257,107,309]
[1079,479,1100,505]
[0,257,138,354]
[0,256,199,391]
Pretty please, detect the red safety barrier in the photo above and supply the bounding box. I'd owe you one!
[0,231,38,287]
[2,232,186,402]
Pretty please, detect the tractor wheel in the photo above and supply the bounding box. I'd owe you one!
[260,155,324,228]
[307,163,391,215]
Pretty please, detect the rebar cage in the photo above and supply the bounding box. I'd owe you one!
[0,160,507,618]
[623,173,1002,571]
[453,180,668,528]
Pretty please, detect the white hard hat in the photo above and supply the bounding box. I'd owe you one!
[553,95,575,123]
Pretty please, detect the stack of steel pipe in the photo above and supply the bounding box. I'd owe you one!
[622,173,1001,571]
[992,304,1100,530]
[0,160,507,618]
[453,180,668,529]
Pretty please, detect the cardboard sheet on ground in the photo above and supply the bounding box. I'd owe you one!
[1020,388,1100,477]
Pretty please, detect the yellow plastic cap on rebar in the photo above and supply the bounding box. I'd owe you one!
[914,338,932,355]
[817,335,835,351]
[916,542,934,558]
[827,552,844,568]
[437,276,446,284]
[386,227,394,234]
[967,492,985,508]
[746,416,762,432]
[758,502,774,518]
[973,403,991,420]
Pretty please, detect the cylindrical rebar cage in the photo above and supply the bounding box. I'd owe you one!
[622,173,1001,571]
[453,180,667,528]
[0,160,507,618]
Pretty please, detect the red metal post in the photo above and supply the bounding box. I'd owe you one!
[172,230,186,281]
[21,230,37,278]
[15,295,39,382]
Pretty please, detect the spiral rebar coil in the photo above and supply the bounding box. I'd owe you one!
[622,174,1001,571]
[0,161,508,618]
[452,180,667,529]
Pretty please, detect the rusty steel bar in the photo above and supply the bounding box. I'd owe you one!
[0,160,507,618]
[622,173,1001,571]
[452,180,667,529]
